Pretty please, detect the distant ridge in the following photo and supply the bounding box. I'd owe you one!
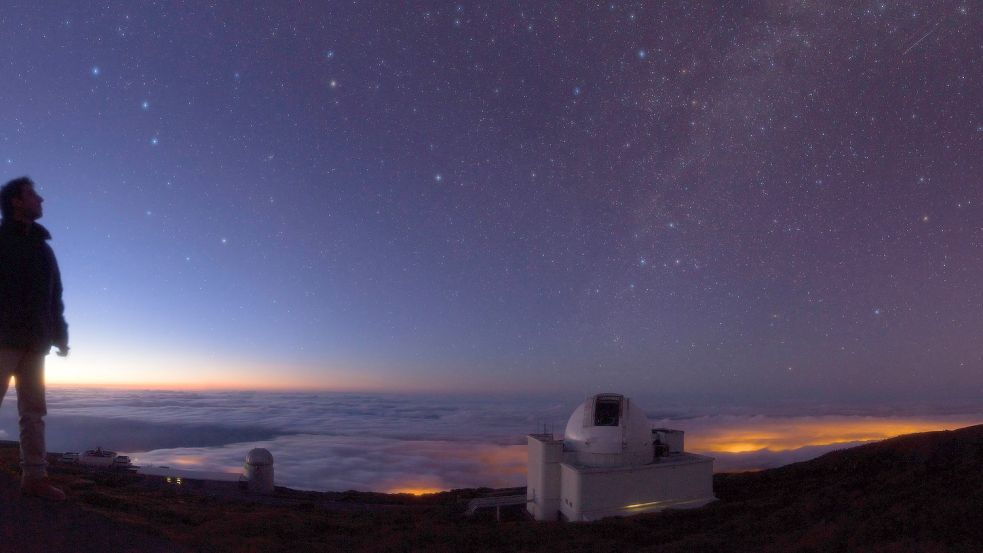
[3,426,983,551]
[699,423,983,552]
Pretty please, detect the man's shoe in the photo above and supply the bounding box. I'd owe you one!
[21,477,66,501]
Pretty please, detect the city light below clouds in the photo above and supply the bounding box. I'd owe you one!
[4,388,978,493]
[126,412,983,491]
[389,487,446,496]
[676,415,983,455]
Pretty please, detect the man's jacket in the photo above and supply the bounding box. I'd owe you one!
[0,220,68,353]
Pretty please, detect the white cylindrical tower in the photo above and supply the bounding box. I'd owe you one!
[244,448,275,494]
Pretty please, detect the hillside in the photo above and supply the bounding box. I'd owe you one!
[3,425,983,552]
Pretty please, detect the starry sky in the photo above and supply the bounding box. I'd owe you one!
[1,2,980,403]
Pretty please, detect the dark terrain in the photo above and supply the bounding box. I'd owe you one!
[3,424,983,552]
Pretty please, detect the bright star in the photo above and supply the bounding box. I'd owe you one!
[150,137,159,145]
[141,100,150,110]
[91,66,101,76]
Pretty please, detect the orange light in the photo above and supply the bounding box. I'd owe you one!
[388,487,443,496]
[681,416,983,454]
[172,456,205,466]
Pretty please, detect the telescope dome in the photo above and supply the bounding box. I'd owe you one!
[563,393,653,467]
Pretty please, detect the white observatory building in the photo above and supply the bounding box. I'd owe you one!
[527,393,715,521]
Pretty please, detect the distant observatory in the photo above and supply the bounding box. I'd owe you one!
[244,448,275,494]
[527,393,715,521]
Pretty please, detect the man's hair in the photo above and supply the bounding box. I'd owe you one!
[0,176,34,220]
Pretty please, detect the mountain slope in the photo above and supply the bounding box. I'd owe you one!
[4,424,983,552]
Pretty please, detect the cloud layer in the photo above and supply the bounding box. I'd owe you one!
[1,388,980,492]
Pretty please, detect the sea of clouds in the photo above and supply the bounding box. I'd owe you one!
[1,388,980,492]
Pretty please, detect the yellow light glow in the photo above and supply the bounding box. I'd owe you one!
[712,442,770,453]
[388,487,443,496]
[681,415,983,454]
[624,500,665,509]
[172,456,205,466]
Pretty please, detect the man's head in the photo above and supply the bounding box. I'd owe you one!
[1,176,44,222]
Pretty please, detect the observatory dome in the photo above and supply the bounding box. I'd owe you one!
[245,448,274,466]
[563,393,653,467]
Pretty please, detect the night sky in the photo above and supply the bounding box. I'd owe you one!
[2,2,980,402]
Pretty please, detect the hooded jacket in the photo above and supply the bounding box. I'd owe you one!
[0,219,68,353]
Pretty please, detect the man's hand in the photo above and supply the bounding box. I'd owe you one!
[55,344,70,357]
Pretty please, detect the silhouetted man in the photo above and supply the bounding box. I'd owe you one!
[0,176,69,501]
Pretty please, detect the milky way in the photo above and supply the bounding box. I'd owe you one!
[0,2,980,402]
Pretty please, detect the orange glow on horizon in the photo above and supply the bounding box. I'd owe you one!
[171,456,206,466]
[387,487,444,496]
[41,347,517,394]
[41,347,406,392]
[683,416,983,454]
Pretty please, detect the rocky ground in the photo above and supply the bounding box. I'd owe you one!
[3,423,983,552]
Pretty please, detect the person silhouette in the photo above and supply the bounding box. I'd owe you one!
[0,176,69,501]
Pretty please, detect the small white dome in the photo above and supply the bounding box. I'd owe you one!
[245,448,274,466]
[563,393,653,467]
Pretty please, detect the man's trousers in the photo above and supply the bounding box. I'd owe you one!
[0,348,48,480]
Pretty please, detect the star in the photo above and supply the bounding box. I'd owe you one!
[91,66,101,76]
[141,100,150,110]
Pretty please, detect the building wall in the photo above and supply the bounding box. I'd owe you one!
[653,429,685,453]
[559,455,715,521]
[526,434,563,520]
